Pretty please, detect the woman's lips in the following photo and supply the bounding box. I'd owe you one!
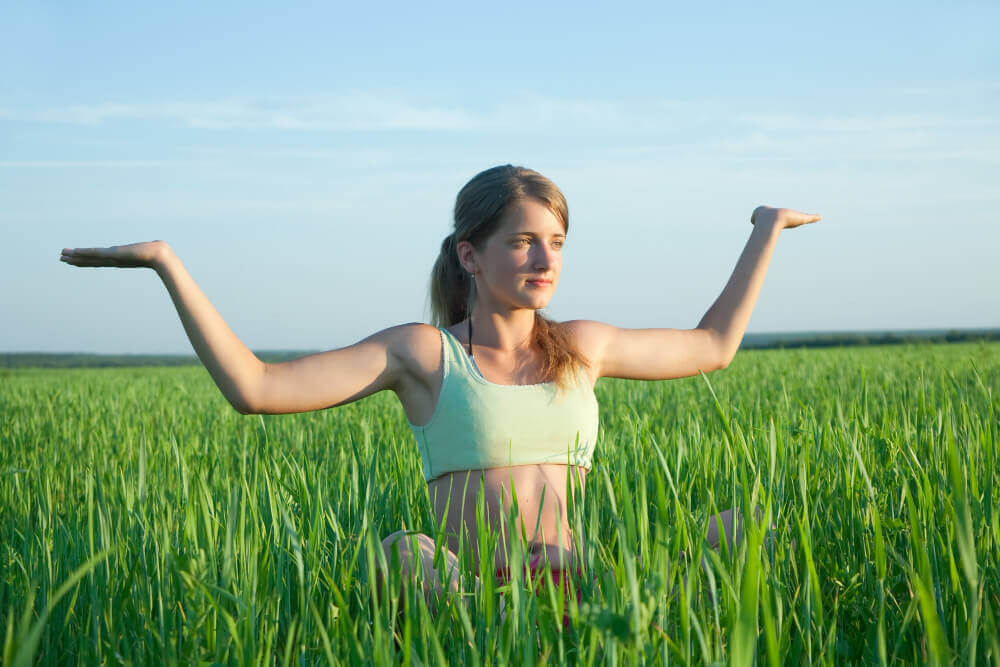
[527,280,551,287]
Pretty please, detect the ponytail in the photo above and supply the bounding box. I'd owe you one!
[429,233,476,328]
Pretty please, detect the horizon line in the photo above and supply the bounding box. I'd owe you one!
[3,326,998,356]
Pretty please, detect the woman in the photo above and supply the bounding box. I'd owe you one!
[60,164,820,616]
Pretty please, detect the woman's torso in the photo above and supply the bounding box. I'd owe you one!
[392,322,599,571]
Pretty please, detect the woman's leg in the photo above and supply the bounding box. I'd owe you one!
[649,508,751,569]
[377,530,462,602]
[706,505,780,554]
[673,506,773,600]
[706,507,747,552]
[377,531,511,623]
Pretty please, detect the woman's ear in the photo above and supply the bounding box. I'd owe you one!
[456,240,479,275]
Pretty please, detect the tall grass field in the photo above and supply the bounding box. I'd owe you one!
[2,341,998,664]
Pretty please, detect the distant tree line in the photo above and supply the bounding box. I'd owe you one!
[740,329,1000,350]
[0,351,314,369]
[2,330,998,368]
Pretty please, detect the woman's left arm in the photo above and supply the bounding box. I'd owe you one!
[698,206,822,366]
[574,206,821,382]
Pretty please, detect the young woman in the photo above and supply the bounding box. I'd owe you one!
[60,164,820,613]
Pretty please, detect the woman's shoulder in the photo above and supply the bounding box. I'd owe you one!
[558,319,616,357]
[385,322,447,382]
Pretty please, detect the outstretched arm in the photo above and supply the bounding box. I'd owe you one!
[578,206,821,381]
[61,241,266,412]
[698,206,822,366]
[61,241,412,415]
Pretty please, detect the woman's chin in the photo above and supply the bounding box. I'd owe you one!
[508,289,554,310]
[526,298,552,310]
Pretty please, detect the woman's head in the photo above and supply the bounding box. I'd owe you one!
[430,165,568,327]
[429,165,590,394]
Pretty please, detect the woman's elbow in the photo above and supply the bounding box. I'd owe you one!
[232,401,255,415]
[712,351,733,371]
[230,393,260,415]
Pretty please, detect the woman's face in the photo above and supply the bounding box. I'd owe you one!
[462,198,565,313]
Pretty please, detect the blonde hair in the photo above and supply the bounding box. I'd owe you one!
[428,164,591,394]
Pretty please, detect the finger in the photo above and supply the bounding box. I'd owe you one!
[85,247,115,256]
[60,256,96,266]
[61,247,102,256]
[61,256,122,267]
[67,246,114,258]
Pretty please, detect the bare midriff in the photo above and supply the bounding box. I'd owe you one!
[427,463,587,572]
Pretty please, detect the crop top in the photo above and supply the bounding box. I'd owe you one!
[406,326,601,482]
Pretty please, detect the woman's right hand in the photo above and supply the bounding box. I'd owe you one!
[60,240,170,270]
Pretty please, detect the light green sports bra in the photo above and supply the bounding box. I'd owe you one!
[407,326,601,481]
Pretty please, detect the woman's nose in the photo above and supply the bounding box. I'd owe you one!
[533,245,556,270]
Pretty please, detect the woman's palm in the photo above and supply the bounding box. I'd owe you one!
[751,206,821,230]
[60,241,167,269]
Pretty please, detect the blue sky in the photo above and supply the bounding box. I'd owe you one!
[2,1,997,353]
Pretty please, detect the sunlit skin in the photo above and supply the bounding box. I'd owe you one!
[428,200,579,577]
[381,202,821,595]
[59,201,822,607]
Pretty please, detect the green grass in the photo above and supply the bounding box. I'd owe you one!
[1,341,998,664]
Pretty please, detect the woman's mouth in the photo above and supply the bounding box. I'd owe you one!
[526,279,551,287]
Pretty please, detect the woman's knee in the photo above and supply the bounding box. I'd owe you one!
[381,530,429,573]
[706,504,776,551]
[378,531,459,594]
[382,530,459,593]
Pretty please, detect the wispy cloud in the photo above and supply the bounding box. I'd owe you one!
[886,80,1000,97]
[0,92,689,132]
[2,90,993,137]
[605,107,1000,164]
[735,113,948,132]
[0,160,175,168]
[0,94,481,131]
[3,91,996,166]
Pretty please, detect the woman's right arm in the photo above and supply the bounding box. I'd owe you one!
[61,241,412,414]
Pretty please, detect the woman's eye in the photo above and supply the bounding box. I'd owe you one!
[514,239,563,248]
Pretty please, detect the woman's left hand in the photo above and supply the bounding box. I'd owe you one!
[750,206,822,231]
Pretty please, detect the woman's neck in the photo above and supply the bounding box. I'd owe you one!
[466,310,537,354]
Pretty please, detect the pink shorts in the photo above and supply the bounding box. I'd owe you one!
[495,552,583,628]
